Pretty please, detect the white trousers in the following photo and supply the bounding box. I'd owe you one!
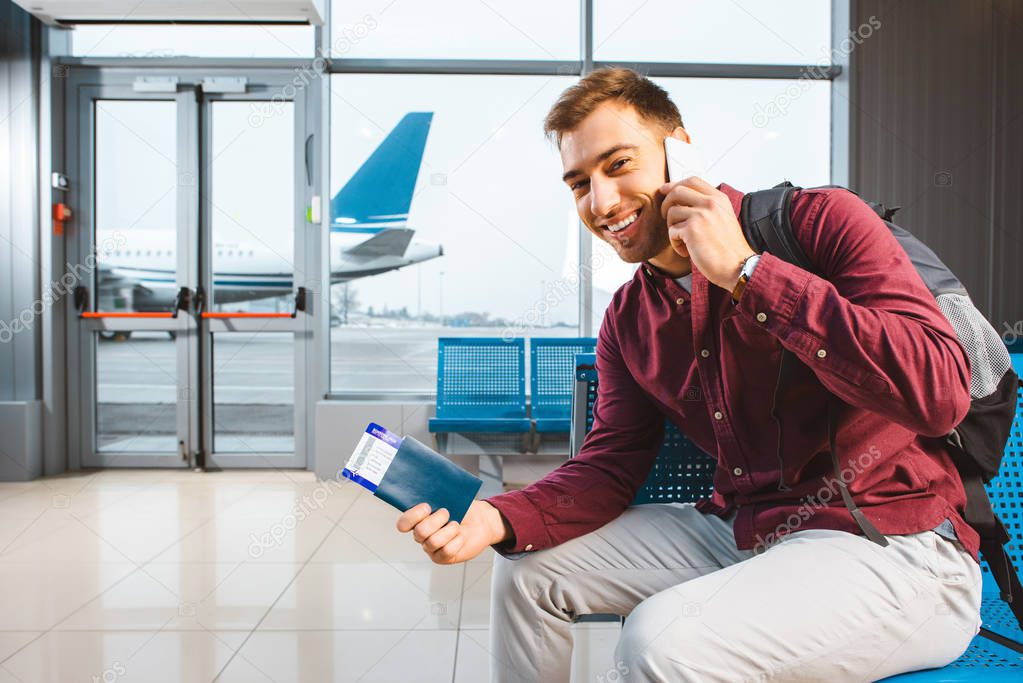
[489,503,982,683]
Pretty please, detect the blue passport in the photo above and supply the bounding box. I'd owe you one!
[342,423,483,523]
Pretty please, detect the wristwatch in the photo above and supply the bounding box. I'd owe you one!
[731,254,761,303]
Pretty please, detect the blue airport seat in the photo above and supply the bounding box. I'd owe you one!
[428,337,531,434]
[570,353,716,504]
[572,353,1023,674]
[530,337,597,433]
[882,353,1023,679]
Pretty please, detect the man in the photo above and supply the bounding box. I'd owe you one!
[397,67,981,682]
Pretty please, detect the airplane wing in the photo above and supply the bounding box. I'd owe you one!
[343,228,415,259]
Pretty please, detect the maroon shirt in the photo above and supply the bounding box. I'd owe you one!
[486,184,979,560]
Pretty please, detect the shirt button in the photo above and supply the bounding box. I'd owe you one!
[700,349,710,358]
[733,467,743,476]
[713,411,724,420]
[816,348,827,358]
[524,544,533,551]
[756,312,768,323]
[676,297,685,305]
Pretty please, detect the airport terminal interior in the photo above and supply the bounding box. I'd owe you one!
[0,1,1021,681]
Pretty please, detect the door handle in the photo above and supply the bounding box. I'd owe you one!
[201,287,308,319]
[172,286,191,318]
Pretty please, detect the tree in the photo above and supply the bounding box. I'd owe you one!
[332,283,359,325]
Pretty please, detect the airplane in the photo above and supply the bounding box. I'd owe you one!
[95,112,442,313]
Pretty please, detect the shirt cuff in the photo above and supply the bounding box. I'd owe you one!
[735,251,812,333]
[484,489,551,555]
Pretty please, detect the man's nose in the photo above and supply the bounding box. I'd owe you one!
[589,176,621,220]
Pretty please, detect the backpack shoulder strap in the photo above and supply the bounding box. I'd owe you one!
[963,464,1023,631]
[739,182,814,272]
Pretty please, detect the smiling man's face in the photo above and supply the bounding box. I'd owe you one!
[560,100,689,273]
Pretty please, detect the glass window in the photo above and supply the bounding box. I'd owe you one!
[595,0,831,64]
[209,101,295,310]
[213,332,294,454]
[94,100,177,314]
[95,331,178,453]
[71,24,314,58]
[329,74,580,394]
[331,0,579,59]
[589,77,832,330]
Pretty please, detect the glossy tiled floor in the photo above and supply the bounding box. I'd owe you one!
[0,470,619,682]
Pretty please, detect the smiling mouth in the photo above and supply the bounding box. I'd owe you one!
[604,208,642,239]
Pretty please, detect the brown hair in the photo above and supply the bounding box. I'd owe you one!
[543,67,684,149]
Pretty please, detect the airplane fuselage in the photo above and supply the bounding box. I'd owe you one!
[96,230,442,311]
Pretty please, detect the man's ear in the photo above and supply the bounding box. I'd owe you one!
[668,126,691,144]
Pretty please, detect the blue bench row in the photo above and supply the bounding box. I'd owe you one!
[427,337,597,436]
[570,352,1023,678]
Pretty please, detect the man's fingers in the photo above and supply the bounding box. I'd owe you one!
[666,204,697,228]
[669,224,690,258]
[412,507,450,543]
[431,534,466,564]
[422,520,460,554]
[397,502,431,533]
[681,175,716,194]
[660,183,713,219]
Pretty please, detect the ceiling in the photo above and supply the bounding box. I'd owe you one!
[13,0,324,26]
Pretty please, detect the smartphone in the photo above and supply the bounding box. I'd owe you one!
[664,137,709,183]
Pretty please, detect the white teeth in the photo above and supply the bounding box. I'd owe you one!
[608,212,638,232]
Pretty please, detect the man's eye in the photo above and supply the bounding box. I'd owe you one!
[610,158,629,171]
[571,180,589,191]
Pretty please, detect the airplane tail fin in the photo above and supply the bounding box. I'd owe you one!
[331,112,433,229]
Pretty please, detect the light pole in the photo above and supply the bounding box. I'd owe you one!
[540,279,546,328]
[439,271,445,327]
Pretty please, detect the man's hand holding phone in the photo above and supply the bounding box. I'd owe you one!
[397,499,512,564]
[661,137,755,292]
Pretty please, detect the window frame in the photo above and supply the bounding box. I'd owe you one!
[320,0,845,400]
[51,0,848,401]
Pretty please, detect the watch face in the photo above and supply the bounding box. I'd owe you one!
[741,255,759,279]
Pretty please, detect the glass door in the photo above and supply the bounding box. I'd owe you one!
[67,71,312,469]
[68,86,196,468]
[199,92,308,469]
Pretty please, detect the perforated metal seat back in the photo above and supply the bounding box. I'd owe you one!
[573,353,716,505]
[435,338,526,420]
[530,338,596,420]
[631,422,716,504]
[981,357,1023,594]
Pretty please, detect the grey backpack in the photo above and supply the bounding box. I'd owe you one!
[741,182,1022,629]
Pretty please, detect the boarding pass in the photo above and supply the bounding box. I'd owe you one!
[341,422,402,492]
